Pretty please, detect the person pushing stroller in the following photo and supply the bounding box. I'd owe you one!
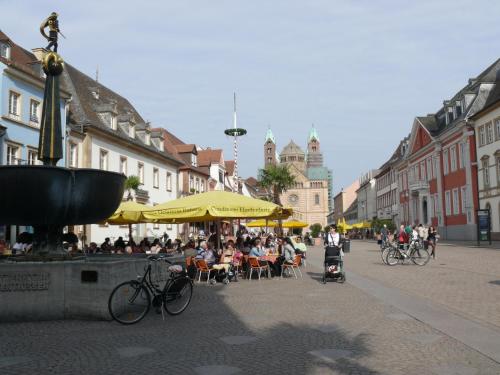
[322,225,346,283]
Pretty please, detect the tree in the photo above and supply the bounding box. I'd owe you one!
[125,175,141,201]
[258,164,296,206]
[124,175,141,239]
[309,223,322,238]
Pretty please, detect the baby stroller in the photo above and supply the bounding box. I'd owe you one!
[322,245,346,284]
[210,263,238,285]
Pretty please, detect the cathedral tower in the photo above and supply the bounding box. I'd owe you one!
[306,125,323,168]
[264,128,277,167]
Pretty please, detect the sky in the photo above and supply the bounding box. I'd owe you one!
[2,0,500,194]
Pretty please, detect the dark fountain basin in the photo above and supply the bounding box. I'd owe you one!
[0,165,125,255]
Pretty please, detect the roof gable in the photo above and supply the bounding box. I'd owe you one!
[408,118,434,156]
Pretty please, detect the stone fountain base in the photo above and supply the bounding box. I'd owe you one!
[0,255,185,322]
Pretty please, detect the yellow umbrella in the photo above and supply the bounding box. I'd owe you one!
[142,191,292,222]
[282,220,308,228]
[106,201,151,224]
[362,221,372,229]
[246,219,278,228]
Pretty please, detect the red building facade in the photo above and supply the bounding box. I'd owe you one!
[396,60,500,240]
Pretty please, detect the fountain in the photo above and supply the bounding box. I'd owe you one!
[0,13,125,256]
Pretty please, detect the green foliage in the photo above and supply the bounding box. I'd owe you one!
[125,175,141,201]
[258,164,296,206]
[371,218,395,233]
[309,223,322,238]
[125,175,141,191]
[323,225,331,233]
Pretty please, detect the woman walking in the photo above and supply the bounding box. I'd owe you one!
[427,226,438,259]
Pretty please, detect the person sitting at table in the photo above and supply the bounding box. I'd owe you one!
[293,237,307,258]
[264,236,275,254]
[195,240,216,267]
[282,237,296,264]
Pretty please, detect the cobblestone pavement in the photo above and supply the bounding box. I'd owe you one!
[343,240,500,329]
[1,246,500,375]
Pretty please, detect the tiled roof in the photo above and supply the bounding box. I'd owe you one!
[152,127,208,175]
[0,30,43,81]
[306,166,330,180]
[225,160,235,176]
[175,144,196,153]
[198,149,223,167]
[62,63,182,165]
[280,140,305,156]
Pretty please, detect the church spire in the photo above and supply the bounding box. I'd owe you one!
[309,124,319,142]
[265,126,276,144]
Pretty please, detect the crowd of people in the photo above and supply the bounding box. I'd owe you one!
[380,223,439,259]
[187,233,307,279]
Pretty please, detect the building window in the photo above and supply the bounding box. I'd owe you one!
[8,91,20,117]
[433,156,438,178]
[195,177,200,192]
[120,156,127,175]
[445,191,451,216]
[487,123,494,144]
[27,149,37,165]
[479,126,485,146]
[452,188,459,215]
[99,149,108,170]
[166,172,172,191]
[69,143,78,168]
[138,163,144,184]
[314,193,320,205]
[459,143,465,169]
[153,168,159,188]
[450,145,457,172]
[461,186,467,214]
[455,100,462,117]
[201,179,205,192]
[482,158,490,187]
[434,193,439,216]
[267,148,271,154]
[495,118,500,140]
[426,158,432,180]
[6,144,19,165]
[29,99,40,124]
[218,171,224,183]
[191,153,197,167]
[0,43,10,59]
[443,149,449,175]
[190,175,194,191]
[110,114,117,130]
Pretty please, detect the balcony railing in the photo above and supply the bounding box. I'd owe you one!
[408,179,429,192]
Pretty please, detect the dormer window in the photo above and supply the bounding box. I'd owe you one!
[0,43,10,59]
[191,153,197,167]
[446,107,454,124]
[110,114,117,130]
[455,100,462,117]
[145,132,150,145]
[129,125,135,138]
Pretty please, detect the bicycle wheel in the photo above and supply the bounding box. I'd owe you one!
[108,281,151,324]
[386,249,400,266]
[411,247,430,266]
[164,277,193,316]
[381,247,391,264]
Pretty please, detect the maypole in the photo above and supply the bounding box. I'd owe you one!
[224,93,247,193]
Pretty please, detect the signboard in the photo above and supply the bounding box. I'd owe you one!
[477,209,491,244]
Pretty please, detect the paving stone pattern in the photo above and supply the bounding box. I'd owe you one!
[344,240,500,329]
[0,244,499,374]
